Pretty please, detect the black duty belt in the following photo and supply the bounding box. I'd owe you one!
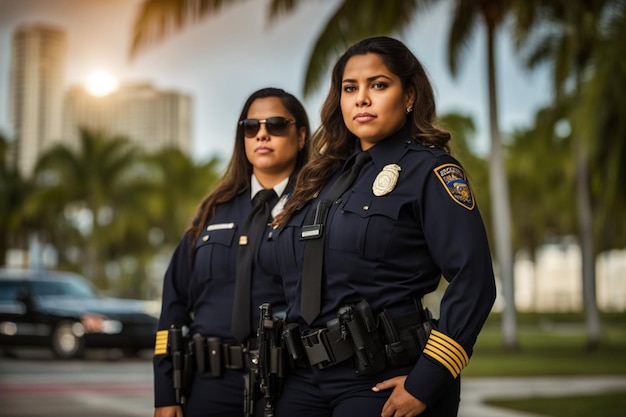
[191,335,256,377]
[282,298,434,374]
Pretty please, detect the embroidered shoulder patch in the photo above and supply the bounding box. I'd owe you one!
[433,163,475,210]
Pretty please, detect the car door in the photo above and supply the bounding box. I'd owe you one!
[0,280,54,348]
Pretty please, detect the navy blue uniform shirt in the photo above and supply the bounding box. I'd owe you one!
[264,126,496,405]
[153,184,288,408]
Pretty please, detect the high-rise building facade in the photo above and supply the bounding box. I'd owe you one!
[62,82,191,155]
[9,24,66,177]
[9,23,191,177]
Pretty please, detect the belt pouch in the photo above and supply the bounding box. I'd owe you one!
[409,311,434,352]
[302,328,333,368]
[379,310,410,367]
[282,323,308,368]
[325,318,354,365]
[207,337,222,377]
[225,345,245,369]
[270,346,285,378]
[192,334,207,373]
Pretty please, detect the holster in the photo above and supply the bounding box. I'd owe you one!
[338,300,386,375]
[380,298,435,367]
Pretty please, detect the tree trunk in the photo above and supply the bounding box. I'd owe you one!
[486,24,518,351]
[574,139,601,350]
[0,230,7,266]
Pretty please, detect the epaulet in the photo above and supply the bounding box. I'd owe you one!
[405,138,446,156]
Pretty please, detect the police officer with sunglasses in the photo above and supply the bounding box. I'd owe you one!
[153,87,310,417]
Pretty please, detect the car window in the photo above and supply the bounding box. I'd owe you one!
[0,281,29,314]
[31,279,96,298]
[0,281,23,301]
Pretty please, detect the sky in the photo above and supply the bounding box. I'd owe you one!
[0,0,553,163]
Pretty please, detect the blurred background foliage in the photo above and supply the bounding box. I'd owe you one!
[1,128,222,298]
[1,0,625,352]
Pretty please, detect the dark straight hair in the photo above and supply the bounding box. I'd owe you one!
[188,87,311,245]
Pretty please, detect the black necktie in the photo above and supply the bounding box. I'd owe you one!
[300,151,372,324]
[231,188,277,341]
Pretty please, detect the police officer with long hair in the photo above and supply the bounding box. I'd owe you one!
[266,37,496,417]
[153,87,310,417]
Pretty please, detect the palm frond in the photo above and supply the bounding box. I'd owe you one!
[129,0,244,59]
[447,0,478,77]
[303,0,433,96]
[267,0,299,22]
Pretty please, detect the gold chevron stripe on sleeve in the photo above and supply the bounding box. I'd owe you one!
[425,342,463,374]
[423,345,459,376]
[154,330,169,355]
[431,330,470,363]
[423,329,469,378]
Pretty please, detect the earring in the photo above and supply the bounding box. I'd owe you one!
[406,105,413,114]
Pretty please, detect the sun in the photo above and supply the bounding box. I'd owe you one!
[85,69,118,96]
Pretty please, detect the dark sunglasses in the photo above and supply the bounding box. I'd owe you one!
[239,117,296,138]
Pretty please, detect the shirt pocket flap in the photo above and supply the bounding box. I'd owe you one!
[195,224,237,249]
[342,192,403,221]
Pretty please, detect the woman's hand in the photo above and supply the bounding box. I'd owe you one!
[373,375,427,417]
[154,405,183,417]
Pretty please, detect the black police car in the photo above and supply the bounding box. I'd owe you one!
[0,268,158,359]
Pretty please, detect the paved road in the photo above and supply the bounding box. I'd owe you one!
[1,350,625,416]
[0,349,153,417]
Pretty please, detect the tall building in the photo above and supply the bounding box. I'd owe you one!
[62,82,191,155]
[9,24,67,177]
[8,23,191,177]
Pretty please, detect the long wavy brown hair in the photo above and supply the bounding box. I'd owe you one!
[275,36,450,226]
[187,87,311,247]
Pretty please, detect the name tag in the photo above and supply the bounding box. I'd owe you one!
[301,224,323,239]
[206,222,236,231]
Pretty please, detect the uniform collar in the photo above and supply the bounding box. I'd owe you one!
[250,175,289,200]
[350,123,412,169]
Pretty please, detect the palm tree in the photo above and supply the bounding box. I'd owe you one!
[23,128,150,290]
[512,0,622,349]
[128,0,435,82]
[143,148,222,246]
[576,4,626,254]
[129,0,249,59]
[129,0,520,349]
[0,132,32,266]
[444,0,521,352]
[107,148,223,297]
[506,103,575,260]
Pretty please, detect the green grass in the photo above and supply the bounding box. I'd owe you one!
[465,312,626,376]
[462,312,626,416]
